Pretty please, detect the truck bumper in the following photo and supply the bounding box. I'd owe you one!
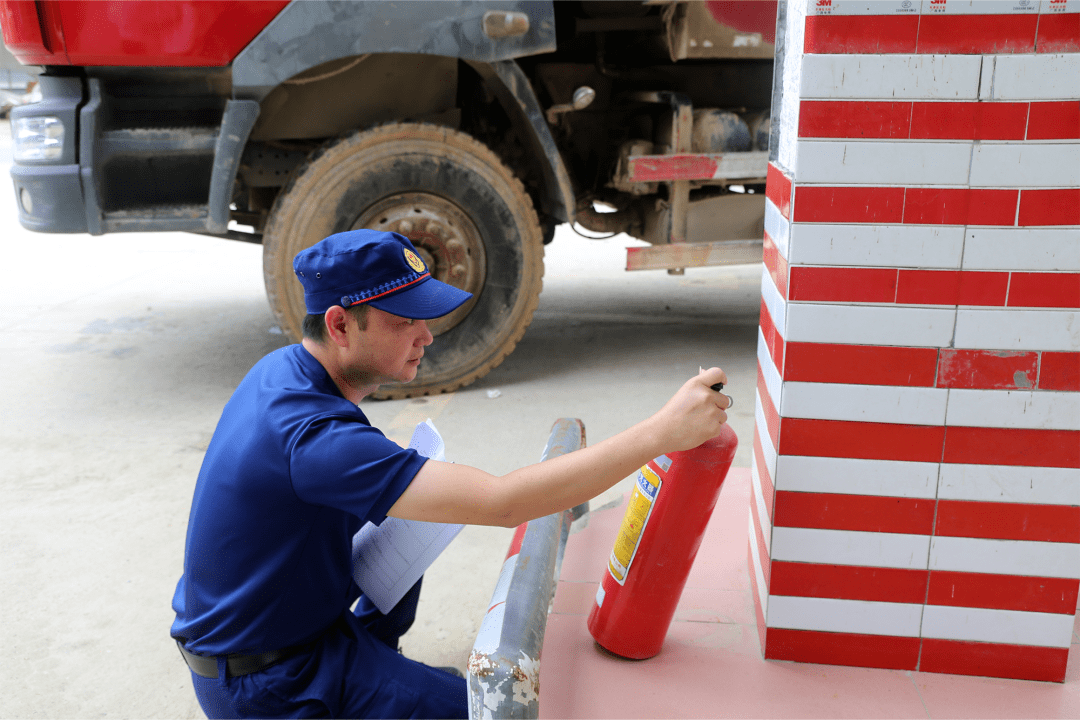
[10,163,89,233]
[9,75,91,234]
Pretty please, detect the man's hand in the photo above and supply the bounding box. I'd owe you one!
[646,367,730,453]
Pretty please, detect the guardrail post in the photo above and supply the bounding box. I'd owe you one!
[467,418,588,720]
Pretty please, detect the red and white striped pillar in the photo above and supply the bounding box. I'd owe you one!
[750,0,1079,682]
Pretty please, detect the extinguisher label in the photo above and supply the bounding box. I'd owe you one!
[654,454,672,472]
[607,465,662,584]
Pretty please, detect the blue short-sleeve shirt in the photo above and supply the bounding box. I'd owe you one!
[170,344,426,655]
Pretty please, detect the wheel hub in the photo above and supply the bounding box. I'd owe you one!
[355,193,485,336]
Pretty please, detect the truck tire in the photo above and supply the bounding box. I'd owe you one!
[262,123,545,399]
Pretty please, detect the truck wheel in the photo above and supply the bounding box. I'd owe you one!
[262,123,545,399]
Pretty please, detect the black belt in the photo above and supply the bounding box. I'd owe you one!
[176,640,303,679]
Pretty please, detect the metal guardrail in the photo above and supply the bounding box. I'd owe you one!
[467,418,589,720]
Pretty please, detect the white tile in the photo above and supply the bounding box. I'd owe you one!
[991,54,1080,101]
[755,387,778,465]
[801,54,982,100]
[931,0,1041,14]
[765,198,791,261]
[938,463,1080,505]
[767,595,924,637]
[776,456,940,499]
[921,605,1075,649]
[781,381,949,425]
[953,309,1079,352]
[929,536,1080,579]
[979,56,995,101]
[786,304,957,347]
[789,224,965,269]
[772,526,931,569]
[761,265,787,338]
[946,389,1080,430]
[757,328,782,411]
[962,228,1080,272]
[795,141,972,185]
[808,0,925,15]
[970,143,1080,188]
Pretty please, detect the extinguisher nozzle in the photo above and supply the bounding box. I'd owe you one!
[709,382,724,392]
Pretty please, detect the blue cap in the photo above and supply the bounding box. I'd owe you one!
[293,230,473,319]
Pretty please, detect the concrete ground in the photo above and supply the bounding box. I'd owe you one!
[0,124,762,718]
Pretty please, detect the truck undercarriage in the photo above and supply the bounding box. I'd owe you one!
[5,0,776,396]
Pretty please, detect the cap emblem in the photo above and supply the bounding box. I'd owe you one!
[403,247,426,273]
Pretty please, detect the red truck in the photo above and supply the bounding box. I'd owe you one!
[2,0,776,397]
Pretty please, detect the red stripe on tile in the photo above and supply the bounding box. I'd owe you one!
[759,297,785,374]
[927,571,1080,615]
[943,427,1080,468]
[766,628,919,671]
[917,14,1038,54]
[896,270,1009,306]
[785,342,938,387]
[798,100,911,139]
[957,271,1010,306]
[919,639,1068,683]
[935,500,1080,544]
[1036,11,1080,53]
[1008,272,1080,309]
[903,188,1019,226]
[767,163,792,219]
[789,266,898,303]
[1039,351,1080,392]
[763,231,788,299]
[779,419,946,463]
[757,364,780,452]
[752,429,775,520]
[1027,101,1080,140]
[910,101,1028,141]
[1019,188,1080,226]
[771,561,929,604]
[747,544,768,657]
[794,186,905,224]
[936,349,1039,390]
[775,491,935,535]
[804,14,920,54]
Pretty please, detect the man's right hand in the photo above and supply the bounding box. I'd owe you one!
[646,366,730,454]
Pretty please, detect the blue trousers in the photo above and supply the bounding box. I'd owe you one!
[189,580,468,719]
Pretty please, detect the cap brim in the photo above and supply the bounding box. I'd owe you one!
[366,276,473,320]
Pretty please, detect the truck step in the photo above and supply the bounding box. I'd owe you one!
[103,205,209,233]
[99,127,219,157]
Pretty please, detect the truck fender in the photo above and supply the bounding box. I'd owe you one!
[231,1,572,223]
[467,59,575,224]
[207,100,260,234]
[231,0,556,100]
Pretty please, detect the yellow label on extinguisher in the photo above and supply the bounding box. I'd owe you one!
[608,464,662,585]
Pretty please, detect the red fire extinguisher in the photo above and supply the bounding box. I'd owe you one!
[587,421,738,659]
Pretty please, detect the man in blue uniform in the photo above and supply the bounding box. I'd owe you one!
[172,229,730,718]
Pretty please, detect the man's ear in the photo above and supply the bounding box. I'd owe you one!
[324,306,351,348]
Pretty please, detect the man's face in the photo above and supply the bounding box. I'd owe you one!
[345,307,434,388]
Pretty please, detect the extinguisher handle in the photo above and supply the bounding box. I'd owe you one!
[709,382,733,409]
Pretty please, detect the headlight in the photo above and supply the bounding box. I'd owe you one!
[13,116,65,162]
